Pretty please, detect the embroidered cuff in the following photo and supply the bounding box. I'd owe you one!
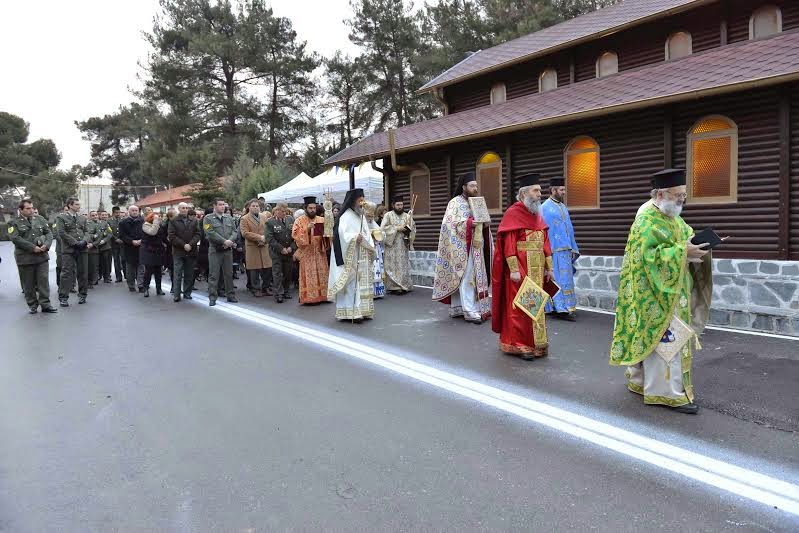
[506,256,520,273]
[545,256,553,270]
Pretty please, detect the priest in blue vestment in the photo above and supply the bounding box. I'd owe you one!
[541,176,580,321]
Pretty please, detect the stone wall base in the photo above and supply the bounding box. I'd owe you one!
[409,251,799,337]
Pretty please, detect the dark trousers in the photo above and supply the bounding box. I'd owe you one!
[143,265,162,292]
[173,254,196,297]
[88,252,100,284]
[125,251,141,290]
[208,249,234,299]
[59,252,88,299]
[247,268,271,292]
[271,254,292,297]
[99,249,112,281]
[19,261,51,308]
[112,245,124,281]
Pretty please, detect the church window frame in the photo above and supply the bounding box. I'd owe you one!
[686,115,738,204]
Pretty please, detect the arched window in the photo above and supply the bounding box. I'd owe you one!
[490,83,506,105]
[750,5,782,39]
[665,31,692,60]
[596,52,618,78]
[409,165,431,217]
[564,137,600,209]
[476,152,503,212]
[687,116,738,203]
[539,68,558,92]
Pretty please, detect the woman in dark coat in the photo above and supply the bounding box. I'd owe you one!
[141,211,168,297]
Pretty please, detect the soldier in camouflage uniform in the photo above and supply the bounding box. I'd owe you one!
[8,199,57,314]
[86,210,103,287]
[202,198,239,306]
[56,197,90,306]
[265,203,297,303]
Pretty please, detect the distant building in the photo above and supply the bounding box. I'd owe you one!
[78,177,116,212]
[136,184,200,212]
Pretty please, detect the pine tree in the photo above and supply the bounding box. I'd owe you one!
[188,150,226,210]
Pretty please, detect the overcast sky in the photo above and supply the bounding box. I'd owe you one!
[0,0,360,170]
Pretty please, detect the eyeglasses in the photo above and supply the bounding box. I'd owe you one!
[663,190,688,200]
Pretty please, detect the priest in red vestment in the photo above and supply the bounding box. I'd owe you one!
[492,174,555,359]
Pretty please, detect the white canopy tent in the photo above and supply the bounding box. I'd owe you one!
[258,163,384,205]
[258,172,312,203]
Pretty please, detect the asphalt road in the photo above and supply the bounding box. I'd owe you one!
[0,242,797,532]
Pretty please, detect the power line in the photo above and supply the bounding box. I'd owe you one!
[0,166,165,189]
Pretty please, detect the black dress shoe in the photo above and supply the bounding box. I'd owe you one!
[283,294,292,300]
[41,306,58,314]
[29,307,38,314]
[78,296,87,304]
[227,296,238,303]
[275,296,284,303]
[129,287,136,292]
[59,299,69,307]
[104,279,111,284]
[143,290,149,298]
[184,295,193,300]
[672,403,699,415]
[209,298,216,307]
[156,290,166,296]
[173,295,181,302]
[115,279,123,283]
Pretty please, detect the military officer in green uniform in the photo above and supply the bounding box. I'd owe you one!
[109,206,125,282]
[96,210,114,283]
[56,197,90,306]
[203,198,239,306]
[8,199,57,314]
[265,203,297,303]
[85,210,103,286]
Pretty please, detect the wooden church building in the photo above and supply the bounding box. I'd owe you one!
[326,0,799,262]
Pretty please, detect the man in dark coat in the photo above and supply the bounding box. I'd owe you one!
[119,205,145,292]
[168,202,201,302]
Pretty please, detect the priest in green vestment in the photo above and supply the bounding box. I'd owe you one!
[609,169,713,415]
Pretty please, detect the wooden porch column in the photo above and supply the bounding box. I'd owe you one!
[720,0,729,46]
[348,165,355,190]
[446,154,454,199]
[778,86,791,259]
[664,106,673,169]
[505,142,514,208]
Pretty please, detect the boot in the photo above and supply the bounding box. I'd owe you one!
[143,289,149,298]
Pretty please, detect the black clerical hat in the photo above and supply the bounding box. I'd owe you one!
[391,195,405,204]
[549,176,565,187]
[516,173,541,188]
[303,196,318,206]
[652,168,686,189]
[454,172,477,198]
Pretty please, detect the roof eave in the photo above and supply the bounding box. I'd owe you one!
[416,0,714,95]
[329,70,799,166]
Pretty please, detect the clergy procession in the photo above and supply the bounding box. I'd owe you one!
[9,165,712,416]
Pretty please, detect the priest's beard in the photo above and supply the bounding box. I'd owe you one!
[524,197,541,215]
[658,199,683,218]
[394,208,403,215]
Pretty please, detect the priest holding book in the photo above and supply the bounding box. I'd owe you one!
[292,196,330,304]
[432,172,493,324]
[609,168,713,414]
[491,174,555,359]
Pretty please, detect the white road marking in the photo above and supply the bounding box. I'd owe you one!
[413,285,797,341]
[174,285,799,517]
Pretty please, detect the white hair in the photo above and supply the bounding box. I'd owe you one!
[517,185,533,202]
[177,202,189,208]
[128,205,139,212]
